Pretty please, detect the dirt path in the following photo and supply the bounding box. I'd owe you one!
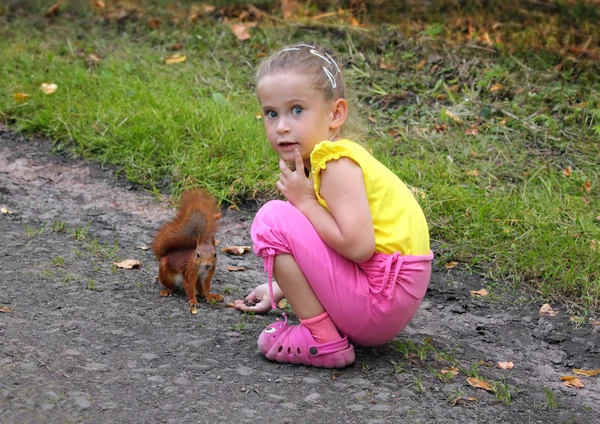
[1,127,598,424]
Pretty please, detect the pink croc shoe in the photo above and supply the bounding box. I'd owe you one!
[257,315,355,368]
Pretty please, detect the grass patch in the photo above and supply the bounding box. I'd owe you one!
[0,1,599,310]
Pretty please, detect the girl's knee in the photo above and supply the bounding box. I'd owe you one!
[254,200,294,222]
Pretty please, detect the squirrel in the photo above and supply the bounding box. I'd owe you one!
[152,188,223,314]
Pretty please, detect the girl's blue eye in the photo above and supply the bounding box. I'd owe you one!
[265,110,277,118]
[292,106,303,115]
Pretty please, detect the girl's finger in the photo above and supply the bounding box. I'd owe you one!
[293,148,304,173]
[279,157,290,173]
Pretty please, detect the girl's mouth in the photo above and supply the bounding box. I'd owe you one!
[278,142,298,151]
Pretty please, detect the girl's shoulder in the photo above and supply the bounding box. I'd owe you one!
[311,139,370,172]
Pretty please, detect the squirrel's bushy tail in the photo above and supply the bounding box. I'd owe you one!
[152,189,220,259]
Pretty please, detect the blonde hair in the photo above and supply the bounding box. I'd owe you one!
[256,43,366,142]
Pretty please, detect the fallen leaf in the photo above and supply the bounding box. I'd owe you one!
[281,0,295,19]
[466,377,494,392]
[444,109,462,123]
[165,54,186,64]
[13,92,29,101]
[277,299,290,309]
[171,43,183,51]
[540,303,558,316]
[348,16,360,26]
[563,166,572,177]
[470,289,489,297]
[497,361,514,370]
[465,126,479,136]
[466,169,480,177]
[0,306,13,313]
[231,24,251,41]
[434,124,447,133]
[451,395,477,406]
[415,59,427,70]
[368,115,377,123]
[591,240,600,253]
[40,83,58,95]
[573,368,600,377]
[379,61,396,70]
[560,375,584,388]
[221,246,251,255]
[441,366,460,377]
[87,53,101,63]
[135,245,149,251]
[1,207,12,214]
[226,266,246,272]
[147,17,161,30]
[91,1,105,9]
[114,259,141,269]
[45,3,60,17]
[583,180,592,193]
[445,261,458,269]
[590,319,600,327]
[489,83,503,92]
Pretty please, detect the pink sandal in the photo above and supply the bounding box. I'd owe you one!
[257,314,355,368]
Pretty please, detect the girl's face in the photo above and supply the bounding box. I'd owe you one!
[257,71,337,170]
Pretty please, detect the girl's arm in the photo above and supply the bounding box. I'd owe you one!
[277,149,375,263]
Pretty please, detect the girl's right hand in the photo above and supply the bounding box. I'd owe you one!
[232,282,284,314]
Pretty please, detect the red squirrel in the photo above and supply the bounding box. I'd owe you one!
[152,188,223,314]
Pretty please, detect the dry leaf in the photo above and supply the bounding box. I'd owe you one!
[466,169,481,177]
[583,180,592,193]
[88,53,101,63]
[590,319,600,327]
[441,366,460,377]
[45,3,60,17]
[465,126,479,136]
[281,0,295,19]
[560,375,584,388]
[470,288,489,297]
[539,303,558,316]
[0,306,13,313]
[14,92,29,101]
[573,368,600,377]
[591,240,600,253]
[165,54,186,64]
[171,43,183,51]
[466,377,494,392]
[563,166,572,177]
[445,262,458,269]
[415,59,427,70]
[40,83,58,95]
[409,186,426,200]
[445,109,462,123]
[1,207,12,214]
[135,245,149,251]
[434,124,447,133]
[114,259,141,269]
[451,395,477,406]
[226,266,246,272]
[147,17,161,30]
[231,24,251,41]
[221,246,251,255]
[379,61,396,70]
[91,1,106,9]
[489,83,503,92]
[277,299,290,309]
[497,361,514,370]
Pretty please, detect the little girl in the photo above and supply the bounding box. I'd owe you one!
[233,43,433,368]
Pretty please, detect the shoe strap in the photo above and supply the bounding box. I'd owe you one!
[308,335,349,357]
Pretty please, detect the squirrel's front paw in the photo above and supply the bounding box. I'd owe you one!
[188,300,200,315]
[159,289,173,297]
[205,293,224,303]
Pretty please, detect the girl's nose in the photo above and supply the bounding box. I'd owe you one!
[276,118,290,135]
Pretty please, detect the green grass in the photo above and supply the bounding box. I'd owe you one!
[1,1,599,310]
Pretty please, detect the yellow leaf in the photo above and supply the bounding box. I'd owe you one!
[466,377,494,392]
[445,261,458,269]
[221,246,251,255]
[445,109,462,123]
[415,59,427,70]
[573,368,600,377]
[562,166,572,177]
[489,83,503,92]
[0,306,13,313]
[114,259,141,269]
[441,366,459,377]
[470,289,489,297]
[497,361,514,370]
[14,92,29,101]
[539,303,558,316]
[40,82,57,95]
[560,375,584,388]
[165,54,186,64]
[231,24,251,41]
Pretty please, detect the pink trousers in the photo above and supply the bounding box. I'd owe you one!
[251,200,433,347]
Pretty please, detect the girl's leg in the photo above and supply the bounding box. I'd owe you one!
[273,254,324,319]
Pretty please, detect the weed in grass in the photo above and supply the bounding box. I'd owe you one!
[413,373,426,394]
[447,389,466,403]
[390,360,404,374]
[86,280,99,291]
[232,314,246,333]
[51,256,65,267]
[543,387,558,410]
[71,224,89,241]
[492,376,516,406]
[223,286,233,295]
[51,218,66,233]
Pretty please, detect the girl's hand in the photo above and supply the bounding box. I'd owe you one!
[276,148,316,208]
[232,282,284,314]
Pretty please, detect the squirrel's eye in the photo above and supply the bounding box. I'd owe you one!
[214,253,217,257]
[196,252,200,259]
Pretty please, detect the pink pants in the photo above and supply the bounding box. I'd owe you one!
[251,200,433,347]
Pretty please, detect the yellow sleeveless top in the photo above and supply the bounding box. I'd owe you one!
[311,139,430,256]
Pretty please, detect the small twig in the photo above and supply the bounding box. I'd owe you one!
[31,354,72,379]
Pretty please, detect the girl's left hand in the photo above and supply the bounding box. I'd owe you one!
[276,148,316,208]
